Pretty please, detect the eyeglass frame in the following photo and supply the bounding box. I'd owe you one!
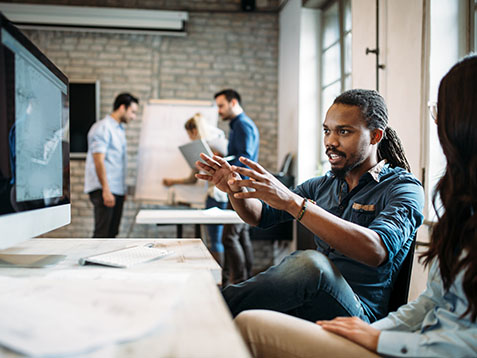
[427,100,437,122]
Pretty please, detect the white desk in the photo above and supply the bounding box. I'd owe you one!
[0,238,250,358]
[136,208,244,237]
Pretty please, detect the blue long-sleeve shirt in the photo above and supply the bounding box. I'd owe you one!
[258,161,425,321]
[373,258,477,357]
[227,112,259,168]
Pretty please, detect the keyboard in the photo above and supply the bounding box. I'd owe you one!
[78,245,173,268]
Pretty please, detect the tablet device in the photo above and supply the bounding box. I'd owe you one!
[179,139,214,169]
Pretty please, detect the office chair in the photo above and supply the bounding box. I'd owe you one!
[274,152,294,189]
[387,237,417,313]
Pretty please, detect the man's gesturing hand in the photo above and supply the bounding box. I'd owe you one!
[195,153,242,194]
[229,156,296,211]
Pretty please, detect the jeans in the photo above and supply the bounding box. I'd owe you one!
[89,189,125,238]
[205,196,227,253]
[222,250,369,323]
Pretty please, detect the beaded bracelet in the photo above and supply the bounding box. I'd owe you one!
[296,198,316,221]
[296,198,308,221]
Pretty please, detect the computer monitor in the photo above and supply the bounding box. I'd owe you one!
[0,12,70,251]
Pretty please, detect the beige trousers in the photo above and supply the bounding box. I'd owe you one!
[235,310,381,358]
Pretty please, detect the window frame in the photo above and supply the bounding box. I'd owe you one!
[319,0,352,173]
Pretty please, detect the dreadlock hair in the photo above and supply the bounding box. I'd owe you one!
[421,54,477,322]
[333,89,411,172]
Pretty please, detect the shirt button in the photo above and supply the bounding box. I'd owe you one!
[338,205,344,210]
[401,346,408,354]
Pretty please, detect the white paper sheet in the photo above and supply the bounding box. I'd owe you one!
[0,272,190,357]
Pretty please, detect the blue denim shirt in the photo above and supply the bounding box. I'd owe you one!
[84,115,127,195]
[259,161,425,321]
[373,258,477,357]
[227,112,259,168]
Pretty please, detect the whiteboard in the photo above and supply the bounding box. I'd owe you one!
[134,100,218,206]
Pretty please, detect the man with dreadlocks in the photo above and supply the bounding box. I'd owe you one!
[196,89,424,324]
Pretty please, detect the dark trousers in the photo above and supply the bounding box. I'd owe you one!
[88,189,125,238]
[222,221,254,287]
[222,250,369,323]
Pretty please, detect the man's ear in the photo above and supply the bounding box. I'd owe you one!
[370,128,384,145]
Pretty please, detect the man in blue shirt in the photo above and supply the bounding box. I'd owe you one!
[84,93,139,238]
[214,89,259,286]
[197,89,424,323]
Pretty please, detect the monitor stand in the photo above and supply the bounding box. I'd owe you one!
[0,254,66,268]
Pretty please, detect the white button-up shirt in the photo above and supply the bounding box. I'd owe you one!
[84,115,127,195]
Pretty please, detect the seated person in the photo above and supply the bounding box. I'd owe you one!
[196,89,425,324]
[234,55,477,358]
[163,113,228,265]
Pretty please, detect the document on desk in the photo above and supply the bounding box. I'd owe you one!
[0,273,190,357]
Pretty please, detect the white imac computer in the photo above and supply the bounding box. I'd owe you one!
[0,12,70,260]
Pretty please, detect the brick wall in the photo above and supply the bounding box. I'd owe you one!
[15,2,288,272]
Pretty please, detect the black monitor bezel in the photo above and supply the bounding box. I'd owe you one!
[0,11,70,213]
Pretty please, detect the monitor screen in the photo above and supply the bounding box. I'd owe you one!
[0,12,70,249]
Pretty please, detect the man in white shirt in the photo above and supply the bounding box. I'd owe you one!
[84,93,139,238]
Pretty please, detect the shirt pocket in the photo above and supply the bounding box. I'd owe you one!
[350,202,376,227]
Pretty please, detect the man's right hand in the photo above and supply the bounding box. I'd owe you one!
[102,189,115,207]
[195,153,242,194]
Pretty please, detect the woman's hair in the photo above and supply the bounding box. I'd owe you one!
[421,54,477,321]
[334,89,411,171]
[184,113,207,139]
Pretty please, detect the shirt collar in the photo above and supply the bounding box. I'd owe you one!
[229,112,245,128]
[106,115,124,130]
[368,160,386,182]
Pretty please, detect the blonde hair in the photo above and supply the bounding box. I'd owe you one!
[184,113,209,139]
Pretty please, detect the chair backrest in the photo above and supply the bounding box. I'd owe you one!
[387,237,416,313]
[273,153,295,189]
[278,152,293,176]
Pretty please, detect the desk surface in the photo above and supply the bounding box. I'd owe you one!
[0,238,250,358]
[136,208,244,225]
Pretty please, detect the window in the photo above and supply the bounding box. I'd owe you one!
[319,0,351,172]
[425,0,470,222]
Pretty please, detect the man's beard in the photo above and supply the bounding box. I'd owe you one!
[330,154,366,179]
[331,165,351,179]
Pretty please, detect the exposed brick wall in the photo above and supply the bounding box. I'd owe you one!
[12,1,285,272]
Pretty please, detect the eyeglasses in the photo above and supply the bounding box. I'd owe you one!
[428,101,437,121]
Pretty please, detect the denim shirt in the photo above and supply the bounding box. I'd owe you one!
[227,112,259,168]
[373,258,477,357]
[258,162,425,321]
[84,115,127,195]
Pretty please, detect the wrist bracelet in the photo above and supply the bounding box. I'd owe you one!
[296,198,316,221]
[297,198,308,221]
